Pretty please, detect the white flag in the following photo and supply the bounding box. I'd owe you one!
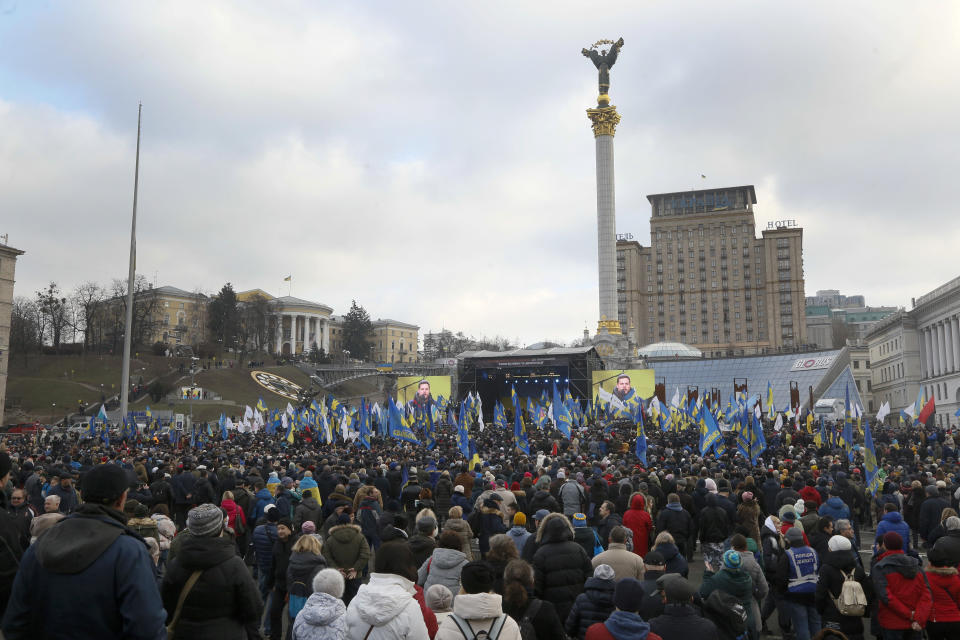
[754,403,762,420]
[476,394,484,432]
[286,402,295,416]
[774,413,783,432]
[225,416,234,432]
[670,387,681,408]
[876,401,890,423]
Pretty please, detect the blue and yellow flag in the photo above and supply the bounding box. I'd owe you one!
[511,386,530,455]
[863,418,881,494]
[551,381,573,439]
[700,405,722,456]
[256,397,267,412]
[634,400,647,466]
[388,399,419,445]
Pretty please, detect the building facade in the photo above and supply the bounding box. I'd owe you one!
[616,185,807,358]
[806,290,865,309]
[913,276,960,428]
[237,290,334,357]
[0,242,25,427]
[866,310,923,417]
[847,342,874,413]
[370,319,419,364]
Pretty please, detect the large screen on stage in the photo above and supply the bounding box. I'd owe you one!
[591,369,655,399]
[397,376,452,404]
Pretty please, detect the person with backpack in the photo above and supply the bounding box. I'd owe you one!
[287,534,327,624]
[532,513,593,623]
[501,558,565,640]
[924,546,960,640]
[584,578,664,640]
[775,527,821,640]
[872,531,932,640]
[698,493,733,570]
[558,472,587,518]
[815,534,872,640]
[434,561,522,640]
[649,575,720,640]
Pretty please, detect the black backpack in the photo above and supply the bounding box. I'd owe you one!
[702,589,748,640]
[518,599,541,640]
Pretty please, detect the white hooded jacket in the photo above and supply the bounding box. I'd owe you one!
[345,573,429,640]
[434,593,521,640]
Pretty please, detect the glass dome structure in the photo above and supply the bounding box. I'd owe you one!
[637,341,703,359]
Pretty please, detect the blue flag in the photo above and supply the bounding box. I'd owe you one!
[551,381,573,439]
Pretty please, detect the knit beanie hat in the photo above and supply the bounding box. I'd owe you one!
[785,527,805,546]
[572,513,587,527]
[513,512,526,526]
[594,564,615,580]
[613,578,644,612]
[722,549,742,570]
[827,535,852,552]
[425,584,454,612]
[741,491,754,502]
[301,521,316,535]
[266,504,280,522]
[882,531,903,550]
[187,504,224,537]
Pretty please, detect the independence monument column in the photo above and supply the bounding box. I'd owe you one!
[583,38,625,346]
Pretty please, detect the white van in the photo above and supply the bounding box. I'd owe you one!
[813,398,845,421]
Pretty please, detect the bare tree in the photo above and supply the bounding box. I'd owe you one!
[830,317,849,349]
[238,293,270,353]
[9,297,40,366]
[34,282,72,353]
[109,275,161,349]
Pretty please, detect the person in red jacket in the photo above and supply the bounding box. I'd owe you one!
[585,577,663,640]
[872,532,933,640]
[924,547,960,640]
[798,480,823,509]
[622,494,653,557]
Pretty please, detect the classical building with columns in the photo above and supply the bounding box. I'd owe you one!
[867,310,922,418]
[913,276,960,427]
[0,241,25,428]
[866,275,960,428]
[236,289,333,356]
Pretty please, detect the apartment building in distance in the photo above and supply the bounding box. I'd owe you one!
[617,185,807,358]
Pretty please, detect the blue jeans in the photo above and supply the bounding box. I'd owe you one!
[783,600,820,640]
[881,630,922,640]
[258,571,273,633]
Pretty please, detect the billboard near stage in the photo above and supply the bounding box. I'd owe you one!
[591,369,655,400]
[396,376,452,405]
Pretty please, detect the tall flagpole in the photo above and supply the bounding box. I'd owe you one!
[120,103,142,423]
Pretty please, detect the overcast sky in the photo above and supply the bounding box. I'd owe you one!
[3,1,959,347]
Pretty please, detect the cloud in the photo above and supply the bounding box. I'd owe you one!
[2,0,959,349]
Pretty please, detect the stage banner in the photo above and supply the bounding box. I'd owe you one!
[591,370,655,400]
[397,376,452,405]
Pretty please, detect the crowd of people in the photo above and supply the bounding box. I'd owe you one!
[0,404,957,640]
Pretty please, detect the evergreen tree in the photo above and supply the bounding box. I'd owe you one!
[208,283,240,350]
[342,300,373,361]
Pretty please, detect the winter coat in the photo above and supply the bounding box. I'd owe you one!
[478,506,506,556]
[1,504,163,640]
[649,603,720,640]
[441,517,474,560]
[322,524,370,573]
[815,549,872,637]
[565,577,616,640]
[150,513,176,550]
[622,494,653,556]
[409,534,437,569]
[506,525,531,555]
[919,497,949,542]
[925,565,960,623]
[872,549,933,630]
[450,491,473,516]
[558,480,587,516]
[596,513,623,550]
[654,542,688,577]
[292,591,347,640]
[418,547,468,598]
[346,572,429,640]
[817,496,851,523]
[253,522,278,574]
[295,496,323,533]
[252,487,275,522]
[656,502,694,551]
[502,596,566,640]
[592,542,645,581]
[435,592,521,640]
[161,533,263,639]
[760,519,783,581]
[527,490,560,516]
[221,498,247,535]
[875,511,911,552]
[700,567,756,631]
[737,548,768,632]
[735,500,763,545]
[272,536,295,592]
[698,494,732,544]
[931,529,960,567]
[533,515,593,622]
[287,551,327,598]
[434,477,454,519]
[573,526,598,559]
[585,611,662,640]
